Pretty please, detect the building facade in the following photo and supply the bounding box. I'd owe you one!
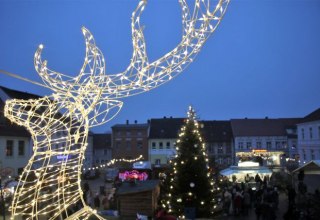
[201,120,233,169]
[92,133,112,165]
[0,86,35,177]
[297,108,320,164]
[231,118,301,167]
[148,118,234,169]
[148,118,184,167]
[112,121,149,161]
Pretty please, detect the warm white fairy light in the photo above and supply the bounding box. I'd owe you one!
[83,155,143,171]
[4,0,229,219]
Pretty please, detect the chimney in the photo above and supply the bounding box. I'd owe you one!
[163,116,167,119]
[126,120,129,125]
[265,116,269,119]
[134,120,137,124]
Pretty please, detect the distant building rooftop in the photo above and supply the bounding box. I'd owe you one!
[231,118,302,137]
[92,133,112,149]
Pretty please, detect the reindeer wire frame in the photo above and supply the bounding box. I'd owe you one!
[1,0,230,219]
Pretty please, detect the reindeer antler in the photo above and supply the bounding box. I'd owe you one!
[34,0,230,99]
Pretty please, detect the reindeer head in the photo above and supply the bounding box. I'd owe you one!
[30,0,229,127]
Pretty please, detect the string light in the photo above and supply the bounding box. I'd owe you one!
[83,155,143,171]
[4,0,230,219]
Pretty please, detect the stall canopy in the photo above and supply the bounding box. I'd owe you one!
[293,160,320,175]
[220,166,272,177]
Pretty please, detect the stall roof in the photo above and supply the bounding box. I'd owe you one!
[293,160,320,175]
[117,180,159,195]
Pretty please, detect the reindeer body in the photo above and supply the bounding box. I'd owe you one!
[4,1,230,219]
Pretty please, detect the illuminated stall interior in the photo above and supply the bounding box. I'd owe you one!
[220,161,272,183]
[236,149,284,167]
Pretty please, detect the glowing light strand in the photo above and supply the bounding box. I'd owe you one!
[83,155,143,171]
[4,0,230,219]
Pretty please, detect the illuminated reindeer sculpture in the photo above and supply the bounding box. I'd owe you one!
[4,0,230,219]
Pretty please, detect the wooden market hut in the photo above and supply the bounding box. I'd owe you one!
[116,180,160,219]
[292,160,320,193]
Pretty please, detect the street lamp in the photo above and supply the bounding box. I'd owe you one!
[0,177,5,220]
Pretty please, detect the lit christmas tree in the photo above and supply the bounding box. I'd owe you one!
[164,106,217,218]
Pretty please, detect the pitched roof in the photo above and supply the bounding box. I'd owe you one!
[112,123,149,129]
[149,118,233,142]
[293,160,320,174]
[301,108,320,123]
[116,180,159,195]
[92,133,112,149]
[148,118,185,139]
[0,99,30,137]
[201,120,233,142]
[0,86,43,137]
[230,118,302,137]
[0,86,41,100]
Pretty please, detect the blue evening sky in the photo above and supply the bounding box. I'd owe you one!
[0,0,319,133]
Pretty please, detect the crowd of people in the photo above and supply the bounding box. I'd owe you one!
[82,182,116,211]
[221,173,280,219]
[219,172,320,220]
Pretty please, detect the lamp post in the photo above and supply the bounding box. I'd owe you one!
[0,177,5,220]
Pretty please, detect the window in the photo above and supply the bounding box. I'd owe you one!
[104,149,108,155]
[126,141,131,150]
[266,142,272,150]
[292,143,296,150]
[310,127,313,139]
[152,142,156,149]
[126,131,131,137]
[209,145,214,153]
[238,142,243,150]
[6,140,13,156]
[311,149,315,160]
[276,141,281,149]
[116,142,121,148]
[137,141,143,150]
[217,158,223,164]
[155,159,161,165]
[282,141,287,148]
[246,142,251,150]
[166,142,170,149]
[302,128,305,140]
[226,146,231,154]
[318,126,320,139]
[159,142,163,150]
[137,131,142,136]
[18,140,25,156]
[256,142,262,149]
[218,146,223,154]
